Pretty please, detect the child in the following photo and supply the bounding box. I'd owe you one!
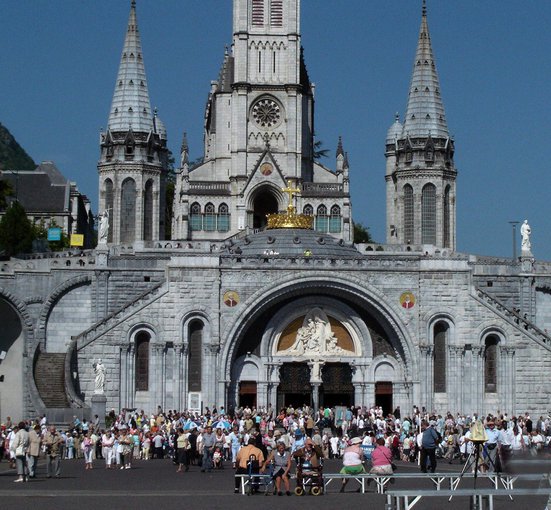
[213,446,223,469]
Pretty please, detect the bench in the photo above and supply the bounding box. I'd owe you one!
[385,488,551,510]
[235,473,275,495]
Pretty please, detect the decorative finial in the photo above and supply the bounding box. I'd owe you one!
[395,112,400,122]
[131,0,136,7]
[422,0,427,17]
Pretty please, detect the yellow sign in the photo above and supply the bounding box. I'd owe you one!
[70,234,84,247]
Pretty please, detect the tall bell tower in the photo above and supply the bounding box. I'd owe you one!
[385,2,457,250]
[173,0,352,242]
[98,0,168,245]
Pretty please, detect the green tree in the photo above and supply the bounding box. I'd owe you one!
[353,222,374,244]
[313,139,329,160]
[0,179,14,210]
[0,201,35,256]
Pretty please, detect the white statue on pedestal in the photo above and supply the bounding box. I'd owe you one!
[520,219,532,254]
[98,210,109,245]
[93,359,106,394]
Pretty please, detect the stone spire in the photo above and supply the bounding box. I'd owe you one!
[402,1,449,139]
[107,0,153,133]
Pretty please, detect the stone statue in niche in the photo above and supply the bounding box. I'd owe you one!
[280,307,352,357]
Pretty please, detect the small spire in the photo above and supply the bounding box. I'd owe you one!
[180,132,189,167]
[107,0,153,133]
[402,0,449,139]
[336,136,344,157]
[343,152,349,170]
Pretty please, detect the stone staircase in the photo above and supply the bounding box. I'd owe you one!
[475,287,551,352]
[34,352,70,408]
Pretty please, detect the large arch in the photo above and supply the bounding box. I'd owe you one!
[218,274,417,409]
[247,184,283,230]
[0,295,27,420]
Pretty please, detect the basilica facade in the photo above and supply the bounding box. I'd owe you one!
[1,0,550,422]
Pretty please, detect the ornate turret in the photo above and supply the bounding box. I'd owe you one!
[385,1,457,250]
[98,0,168,245]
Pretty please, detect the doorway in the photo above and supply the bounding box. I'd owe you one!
[239,381,257,408]
[320,363,354,408]
[375,381,393,416]
[252,190,278,229]
[277,363,311,409]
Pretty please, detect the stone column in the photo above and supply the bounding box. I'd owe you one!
[501,347,516,414]
[311,383,321,413]
[152,344,164,411]
[204,343,220,408]
[182,343,189,408]
[94,270,110,321]
[174,343,183,411]
[419,345,433,411]
[449,346,464,412]
[473,346,485,414]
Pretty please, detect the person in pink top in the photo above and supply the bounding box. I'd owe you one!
[370,437,394,475]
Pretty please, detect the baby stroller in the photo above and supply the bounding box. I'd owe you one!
[294,456,323,496]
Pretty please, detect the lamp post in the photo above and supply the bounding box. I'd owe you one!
[509,221,520,260]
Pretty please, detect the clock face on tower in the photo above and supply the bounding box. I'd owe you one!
[251,98,282,129]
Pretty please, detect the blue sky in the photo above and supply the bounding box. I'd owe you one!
[2,1,551,259]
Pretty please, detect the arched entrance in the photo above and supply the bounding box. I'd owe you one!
[320,363,354,408]
[252,189,278,229]
[0,297,24,421]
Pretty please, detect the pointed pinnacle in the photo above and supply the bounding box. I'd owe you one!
[422,0,427,17]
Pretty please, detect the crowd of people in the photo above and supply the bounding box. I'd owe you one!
[1,404,550,487]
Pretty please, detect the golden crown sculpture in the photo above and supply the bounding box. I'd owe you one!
[266,181,314,230]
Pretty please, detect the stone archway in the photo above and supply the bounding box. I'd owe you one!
[0,297,25,420]
[252,189,278,229]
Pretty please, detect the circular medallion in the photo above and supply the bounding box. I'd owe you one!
[223,290,239,307]
[251,98,281,129]
[400,291,415,309]
[260,162,273,176]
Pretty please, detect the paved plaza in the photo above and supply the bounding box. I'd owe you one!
[0,456,548,510]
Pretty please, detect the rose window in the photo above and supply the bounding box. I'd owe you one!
[252,98,281,129]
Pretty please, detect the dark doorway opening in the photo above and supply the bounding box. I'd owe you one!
[375,381,393,415]
[320,363,354,408]
[277,363,311,409]
[239,381,257,408]
[253,190,278,229]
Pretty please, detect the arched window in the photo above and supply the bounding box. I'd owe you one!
[218,203,230,232]
[403,185,414,244]
[143,179,153,241]
[188,320,203,392]
[104,179,114,243]
[190,202,202,231]
[422,183,436,245]
[120,178,136,243]
[135,331,150,391]
[443,185,451,248]
[329,205,342,233]
[204,203,216,231]
[303,204,313,216]
[433,322,448,393]
[315,205,328,233]
[484,335,499,393]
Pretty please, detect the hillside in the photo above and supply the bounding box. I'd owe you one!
[0,122,35,170]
